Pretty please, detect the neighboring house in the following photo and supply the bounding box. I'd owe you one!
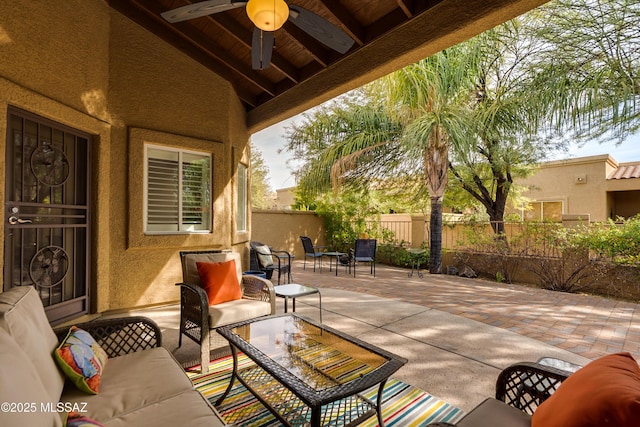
[276,187,297,210]
[0,0,548,323]
[513,155,640,223]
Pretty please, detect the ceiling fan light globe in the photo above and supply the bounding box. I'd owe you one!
[246,0,289,31]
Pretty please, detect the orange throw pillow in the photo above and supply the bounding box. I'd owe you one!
[196,260,242,305]
[532,352,640,427]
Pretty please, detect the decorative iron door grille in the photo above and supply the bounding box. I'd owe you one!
[4,107,91,324]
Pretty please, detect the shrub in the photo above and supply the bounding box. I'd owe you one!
[452,219,627,290]
[313,191,396,253]
[377,242,428,268]
[581,216,640,266]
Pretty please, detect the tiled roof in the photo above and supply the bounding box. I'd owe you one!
[608,164,640,180]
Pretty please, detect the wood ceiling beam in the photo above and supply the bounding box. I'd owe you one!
[248,0,551,129]
[108,0,259,106]
[170,21,278,95]
[124,0,281,97]
[396,0,414,18]
[415,0,447,15]
[282,22,331,67]
[317,0,365,46]
[365,8,410,42]
[366,1,444,41]
[209,14,301,84]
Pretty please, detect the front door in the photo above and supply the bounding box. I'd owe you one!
[4,107,91,324]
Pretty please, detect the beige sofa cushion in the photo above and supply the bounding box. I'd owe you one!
[0,286,65,403]
[61,347,193,421]
[0,328,63,427]
[209,298,272,326]
[457,398,531,427]
[182,251,243,286]
[102,390,226,427]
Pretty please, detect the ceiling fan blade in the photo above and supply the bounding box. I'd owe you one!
[161,0,247,23]
[252,28,274,70]
[288,5,355,54]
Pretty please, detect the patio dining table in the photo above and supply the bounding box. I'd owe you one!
[322,251,347,276]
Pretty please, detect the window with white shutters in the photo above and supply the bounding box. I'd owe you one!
[145,145,211,233]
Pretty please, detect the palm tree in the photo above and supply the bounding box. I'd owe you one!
[376,48,479,272]
[288,44,480,273]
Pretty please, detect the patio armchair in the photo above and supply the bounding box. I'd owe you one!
[176,250,275,373]
[427,361,571,427]
[300,235,326,272]
[428,352,640,427]
[249,240,293,284]
[353,238,377,277]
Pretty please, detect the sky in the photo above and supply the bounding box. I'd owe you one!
[252,116,640,191]
[251,114,305,190]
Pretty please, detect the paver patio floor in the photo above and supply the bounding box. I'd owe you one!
[291,260,640,362]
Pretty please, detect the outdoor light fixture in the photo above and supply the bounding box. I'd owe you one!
[246,0,289,31]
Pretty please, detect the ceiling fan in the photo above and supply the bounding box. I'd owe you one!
[161,0,355,70]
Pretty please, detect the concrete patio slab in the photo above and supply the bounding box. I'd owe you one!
[356,325,501,411]
[277,288,589,411]
[108,259,640,419]
[383,308,589,369]
[125,285,591,413]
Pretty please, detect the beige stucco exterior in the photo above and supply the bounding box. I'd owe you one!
[0,2,250,312]
[251,210,326,259]
[515,155,640,222]
[0,0,552,316]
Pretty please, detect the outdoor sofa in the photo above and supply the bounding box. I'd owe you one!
[428,352,640,426]
[0,285,227,427]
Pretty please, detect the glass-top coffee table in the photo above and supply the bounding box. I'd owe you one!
[215,314,407,427]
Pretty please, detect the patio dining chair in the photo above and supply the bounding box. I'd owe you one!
[176,250,275,373]
[353,238,377,277]
[249,241,293,284]
[300,236,326,272]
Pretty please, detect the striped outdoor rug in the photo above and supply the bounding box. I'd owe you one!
[187,354,464,426]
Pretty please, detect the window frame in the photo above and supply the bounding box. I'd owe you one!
[523,200,564,222]
[236,162,248,232]
[144,144,212,235]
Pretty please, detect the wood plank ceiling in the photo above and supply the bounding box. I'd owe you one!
[108,0,444,110]
[107,0,549,130]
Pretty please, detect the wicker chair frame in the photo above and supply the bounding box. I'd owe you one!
[54,316,162,358]
[249,241,293,284]
[426,361,572,426]
[177,250,276,373]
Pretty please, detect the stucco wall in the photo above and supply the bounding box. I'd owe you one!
[517,155,615,222]
[0,2,250,312]
[251,210,326,259]
[106,11,249,311]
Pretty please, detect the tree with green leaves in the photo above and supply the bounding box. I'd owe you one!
[530,0,640,142]
[250,146,274,209]
[448,21,563,233]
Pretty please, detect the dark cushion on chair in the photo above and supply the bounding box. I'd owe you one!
[531,352,640,427]
[457,398,531,427]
